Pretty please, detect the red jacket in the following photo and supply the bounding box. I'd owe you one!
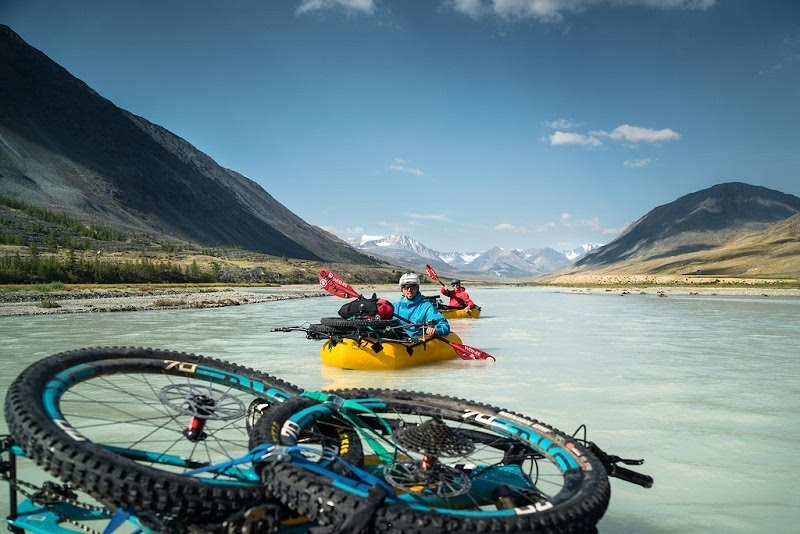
[440,286,475,309]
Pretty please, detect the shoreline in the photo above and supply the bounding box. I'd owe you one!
[556,286,800,297]
[2,281,799,317]
[0,286,329,317]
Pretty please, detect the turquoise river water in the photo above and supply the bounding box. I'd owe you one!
[1,286,799,532]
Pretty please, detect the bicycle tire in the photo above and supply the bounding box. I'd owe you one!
[307,323,341,335]
[248,395,364,470]
[320,317,398,330]
[3,346,301,522]
[252,388,610,533]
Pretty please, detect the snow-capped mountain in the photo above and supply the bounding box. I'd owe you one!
[563,243,603,261]
[347,235,603,280]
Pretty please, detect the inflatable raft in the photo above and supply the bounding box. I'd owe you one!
[440,306,481,319]
[321,333,463,370]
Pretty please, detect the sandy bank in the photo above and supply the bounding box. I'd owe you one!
[0,286,328,317]
[541,274,800,297]
[558,286,800,297]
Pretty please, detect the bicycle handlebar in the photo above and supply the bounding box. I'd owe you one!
[586,441,654,489]
[610,464,653,488]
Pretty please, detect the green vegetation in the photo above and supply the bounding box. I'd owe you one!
[0,281,65,293]
[0,195,128,242]
[154,299,187,307]
[0,249,217,284]
[0,195,398,285]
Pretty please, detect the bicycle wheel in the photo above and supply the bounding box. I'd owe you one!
[251,388,610,532]
[4,347,301,522]
[320,317,398,330]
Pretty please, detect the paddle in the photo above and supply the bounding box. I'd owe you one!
[424,264,477,317]
[319,269,360,299]
[391,314,495,362]
[318,270,495,362]
[424,264,446,288]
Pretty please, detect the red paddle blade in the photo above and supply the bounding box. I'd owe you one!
[319,270,360,299]
[424,264,441,282]
[448,340,496,361]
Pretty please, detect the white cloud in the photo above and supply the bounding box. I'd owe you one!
[389,158,423,176]
[624,158,653,167]
[495,223,528,233]
[407,213,450,222]
[377,220,409,233]
[591,124,680,143]
[561,212,613,232]
[449,0,485,19]
[448,0,716,21]
[319,225,339,233]
[495,221,555,233]
[389,164,424,176]
[346,226,365,234]
[547,131,603,147]
[544,118,583,130]
[296,0,374,15]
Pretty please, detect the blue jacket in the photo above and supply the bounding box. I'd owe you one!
[394,293,450,338]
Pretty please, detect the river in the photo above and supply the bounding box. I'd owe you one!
[1,286,798,532]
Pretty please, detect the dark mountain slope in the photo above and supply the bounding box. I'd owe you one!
[125,113,368,263]
[572,182,800,270]
[0,24,370,263]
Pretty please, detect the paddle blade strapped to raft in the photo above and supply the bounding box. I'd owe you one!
[319,270,360,299]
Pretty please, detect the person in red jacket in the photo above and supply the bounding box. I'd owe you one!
[440,279,476,309]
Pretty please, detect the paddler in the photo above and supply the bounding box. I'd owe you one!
[439,279,476,309]
[394,272,450,339]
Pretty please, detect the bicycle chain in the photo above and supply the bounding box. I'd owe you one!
[1,470,106,534]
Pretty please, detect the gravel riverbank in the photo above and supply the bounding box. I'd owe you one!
[3,281,798,318]
[0,286,329,317]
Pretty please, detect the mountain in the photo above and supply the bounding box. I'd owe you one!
[564,243,602,261]
[0,24,371,264]
[348,234,599,279]
[556,182,800,277]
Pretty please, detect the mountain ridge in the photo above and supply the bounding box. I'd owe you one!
[0,24,372,264]
[553,182,800,278]
[348,234,602,279]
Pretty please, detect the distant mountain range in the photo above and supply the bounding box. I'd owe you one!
[347,235,602,279]
[0,24,372,264]
[350,182,800,280]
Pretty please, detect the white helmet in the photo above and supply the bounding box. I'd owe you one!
[399,272,420,288]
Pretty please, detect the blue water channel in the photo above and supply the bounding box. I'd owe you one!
[1,286,799,532]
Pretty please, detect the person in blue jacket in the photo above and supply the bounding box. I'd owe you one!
[394,272,450,339]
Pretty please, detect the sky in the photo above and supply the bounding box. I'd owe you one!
[2,0,799,253]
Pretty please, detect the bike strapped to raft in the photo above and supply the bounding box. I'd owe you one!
[313,269,495,362]
[3,348,652,533]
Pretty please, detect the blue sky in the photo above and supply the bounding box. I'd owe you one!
[3,0,799,253]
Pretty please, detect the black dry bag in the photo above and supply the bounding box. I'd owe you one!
[338,293,379,319]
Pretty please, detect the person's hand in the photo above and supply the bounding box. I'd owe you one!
[425,326,436,337]
[440,287,447,295]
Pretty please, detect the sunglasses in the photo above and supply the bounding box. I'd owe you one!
[401,284,419,289]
